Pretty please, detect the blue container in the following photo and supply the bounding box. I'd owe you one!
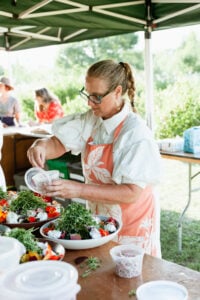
[183,126,200,153]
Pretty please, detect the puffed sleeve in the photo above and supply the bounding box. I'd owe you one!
[52,110,96,155]
[112,116,162,188]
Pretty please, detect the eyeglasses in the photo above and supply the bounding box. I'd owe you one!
[79,87,111,104]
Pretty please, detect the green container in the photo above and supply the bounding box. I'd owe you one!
[46,157,69,179]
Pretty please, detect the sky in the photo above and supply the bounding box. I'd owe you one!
[1,24,200,73]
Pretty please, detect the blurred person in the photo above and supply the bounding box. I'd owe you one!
[0,77,21,127]
[31,88,64,125]
[27,60,162,257]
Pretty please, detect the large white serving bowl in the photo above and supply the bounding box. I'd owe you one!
[40,216,122,250]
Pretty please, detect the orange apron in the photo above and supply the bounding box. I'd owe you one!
[83,119,161,257]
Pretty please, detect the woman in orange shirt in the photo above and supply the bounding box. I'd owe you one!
[34,88,64,124]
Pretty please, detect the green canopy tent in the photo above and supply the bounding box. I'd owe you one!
[1,0,200,128]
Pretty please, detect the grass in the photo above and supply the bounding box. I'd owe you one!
[159,159,200,272]
[161,210,200,271]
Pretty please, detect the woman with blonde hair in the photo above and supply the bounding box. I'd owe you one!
[28,60,161,257]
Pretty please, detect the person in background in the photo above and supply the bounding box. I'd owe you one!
[32,88,64,125]
[0,77,21,127]
[0,122,6,191]
[27,60,162,257]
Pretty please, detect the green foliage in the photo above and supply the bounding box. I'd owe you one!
[54,85,78,106]
[153,50,176,90]
[0,187,7,199]
[7,228,41,253]
[21,97,35,121]
[5,30,200,140]
[156,77,200,138]
[176,32,200,74]
[0,65,4,76]
[56,33,142,71]
[161,210,200,271]
[63,96,88,115]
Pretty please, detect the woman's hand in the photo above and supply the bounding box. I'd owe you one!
[27,136,66,168]
[27,144,46,168]
[43,179,83,199]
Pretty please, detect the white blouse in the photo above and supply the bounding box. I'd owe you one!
[52,103,162,188]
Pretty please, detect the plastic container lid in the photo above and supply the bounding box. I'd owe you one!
[0,260,81,300]
[24,168,59,194]
[136,280,188,300]
[0,237,26,273]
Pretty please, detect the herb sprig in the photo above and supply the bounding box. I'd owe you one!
[80,256,102,278]
[128,288,136,297]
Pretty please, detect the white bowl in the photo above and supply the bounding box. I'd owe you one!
[40,215,122,250]
[136,280,188,300]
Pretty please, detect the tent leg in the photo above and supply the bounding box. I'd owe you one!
[144,30,154,133]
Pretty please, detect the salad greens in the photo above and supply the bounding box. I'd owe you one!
[0,187,7,199]
[56,202,96,239]
[7,227,42,253]
[9,190,46,214]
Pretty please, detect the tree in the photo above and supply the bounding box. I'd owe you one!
[56,33,143,71]
[176,32,200,74]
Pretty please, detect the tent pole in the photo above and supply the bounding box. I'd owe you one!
[144,0,154,133]
[144,29,154,133]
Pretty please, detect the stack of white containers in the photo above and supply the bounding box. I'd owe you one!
[157,138,184,152]
[0,237,81,300]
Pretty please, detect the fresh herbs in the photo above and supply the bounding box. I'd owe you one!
[80,256,102,278]
[56,202,96,239]
[9,190,46,214]
[128,289,136,297]
[7,227,41,253]
[0,187,7,200]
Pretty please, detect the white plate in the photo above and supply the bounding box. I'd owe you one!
[136,280,188,300]
[40,216,122,250]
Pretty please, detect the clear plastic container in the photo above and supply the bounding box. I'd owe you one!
[0,260,81,300]
[110,244,144,278]
[0,236,26,274]
[24,167,60,194]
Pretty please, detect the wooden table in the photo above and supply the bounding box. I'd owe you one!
[63,241,200,300]
[160,151,200,252]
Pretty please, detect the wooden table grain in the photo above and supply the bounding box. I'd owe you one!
[63,241,200,300]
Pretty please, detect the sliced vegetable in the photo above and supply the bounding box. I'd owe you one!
[7,227,63,262]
